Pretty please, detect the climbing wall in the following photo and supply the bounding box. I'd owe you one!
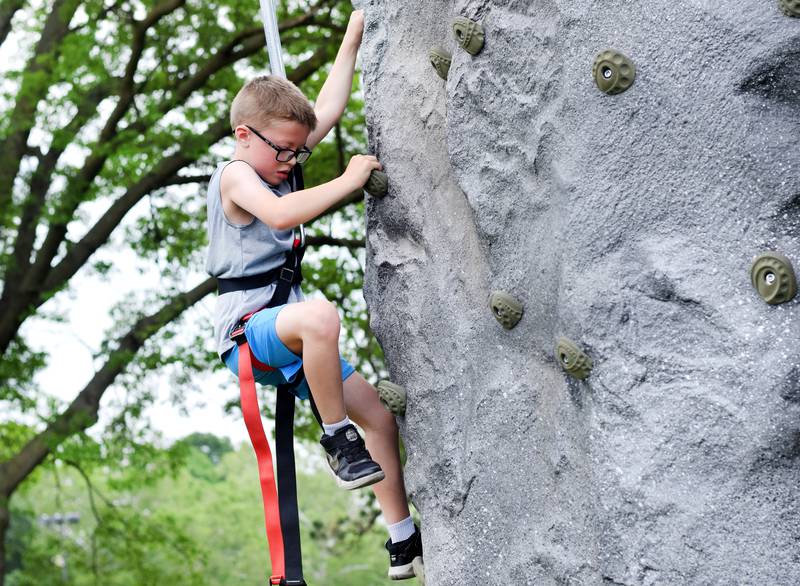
[359,0,800,584]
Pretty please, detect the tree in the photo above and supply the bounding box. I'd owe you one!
[0,1,381,582]
[8,437,392,585]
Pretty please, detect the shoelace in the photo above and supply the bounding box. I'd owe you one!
[338,432,369,462]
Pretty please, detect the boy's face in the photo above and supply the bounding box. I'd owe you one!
[236,119,311,186]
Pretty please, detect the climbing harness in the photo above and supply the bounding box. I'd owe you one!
[224,162,321,585]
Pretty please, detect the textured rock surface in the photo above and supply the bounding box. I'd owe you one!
[358,1,800,584]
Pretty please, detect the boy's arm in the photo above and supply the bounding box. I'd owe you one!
[222,155,380,230]
[305,10,363,149]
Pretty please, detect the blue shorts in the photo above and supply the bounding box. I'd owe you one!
[222,304,355,400]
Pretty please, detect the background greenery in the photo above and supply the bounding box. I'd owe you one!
[0,0,403,583]
[8,435,395,585]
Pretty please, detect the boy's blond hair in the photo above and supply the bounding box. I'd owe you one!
[230,75,317,132]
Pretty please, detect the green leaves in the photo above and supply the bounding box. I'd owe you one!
[1,2,391,581]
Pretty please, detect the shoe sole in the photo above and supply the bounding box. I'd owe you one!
[388,555,424,581]
[325,463,386,490]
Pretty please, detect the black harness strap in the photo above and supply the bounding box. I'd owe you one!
[225,165,323,586]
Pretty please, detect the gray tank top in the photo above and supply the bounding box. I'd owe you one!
[205,160,304,358]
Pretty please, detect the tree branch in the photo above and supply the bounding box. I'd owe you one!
[0,0,80,218]
[163,174,213,187]
[0,0,25,48]
[28,13,334,296]
[305,234,364,249]
[0,276,216,499]
[34,45,335,298]
[2,83,112,290]
[0,8,340,357]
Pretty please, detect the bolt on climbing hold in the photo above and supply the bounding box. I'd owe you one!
[429,47,452,80]
[750,252,797,305]
[376,380,406,416]
[780,0,800,16]
[555,337,593,380]
[452,16,485,55]
[592,50,636,95]
[364,170,388,197]
[489,291,523,329]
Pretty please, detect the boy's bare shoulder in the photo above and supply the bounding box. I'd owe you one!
[219,161,258,225]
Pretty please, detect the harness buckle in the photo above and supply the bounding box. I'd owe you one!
[279,267,294,282]
[229,317,249,345]
[269,576,283,586]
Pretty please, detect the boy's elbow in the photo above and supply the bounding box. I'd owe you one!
[270,216,295,231]
[258,201,294,231]
[265,209,295,231]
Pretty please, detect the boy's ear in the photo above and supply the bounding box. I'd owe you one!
[233,125,250,143]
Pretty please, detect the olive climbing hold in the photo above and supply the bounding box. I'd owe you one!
[750,252,797,305]
[452,16,485,55]
[489,291,523,329]
[364,170,388,197]
[779,0,800,17]
[592,50,636,95]
[376,380,406,416]
[555,337,593,380]
[429,47,452,80]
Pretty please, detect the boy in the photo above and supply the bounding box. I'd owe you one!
[204,10,423,580]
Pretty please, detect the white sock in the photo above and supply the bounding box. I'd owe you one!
[322,417,351,436]
[388,516,415,544]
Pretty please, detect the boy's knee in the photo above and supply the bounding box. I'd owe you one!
[302,299,340,341]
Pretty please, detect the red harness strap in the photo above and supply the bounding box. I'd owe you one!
[235,314,284,585]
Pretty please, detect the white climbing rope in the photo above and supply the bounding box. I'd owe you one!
[259,0,285,78]
[258,0,305,245]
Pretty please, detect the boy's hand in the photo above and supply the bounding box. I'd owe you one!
[342,154,382,191]
[344,10,364,47]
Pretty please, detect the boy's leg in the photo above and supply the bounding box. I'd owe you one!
[274,299,347,423]
[342,372,423,581]
[275,299,384,489]
[342,371,411,523]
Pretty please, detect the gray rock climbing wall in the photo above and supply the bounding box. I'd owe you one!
[358,0,800,584]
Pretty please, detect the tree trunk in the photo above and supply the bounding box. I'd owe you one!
[0,495,7,586]
[360,1,800,584]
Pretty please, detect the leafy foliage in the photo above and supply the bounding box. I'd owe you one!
[8,441,403,585]
[0,0,388,581]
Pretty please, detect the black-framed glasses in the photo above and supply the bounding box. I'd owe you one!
[245,125,312,164]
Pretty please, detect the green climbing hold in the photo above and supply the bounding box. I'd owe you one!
[555,337,593,380]
[592,50,636,95]
[376,380,406,416]
[750,252,797,305]
[452,16,484,55]
[429,47,452,80]
[364,170,388,197]
[489,291,523,329]
[779,0,800,16]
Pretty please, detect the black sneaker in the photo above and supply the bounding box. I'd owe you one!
[320,424,385,490]
[385,526,424,581]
